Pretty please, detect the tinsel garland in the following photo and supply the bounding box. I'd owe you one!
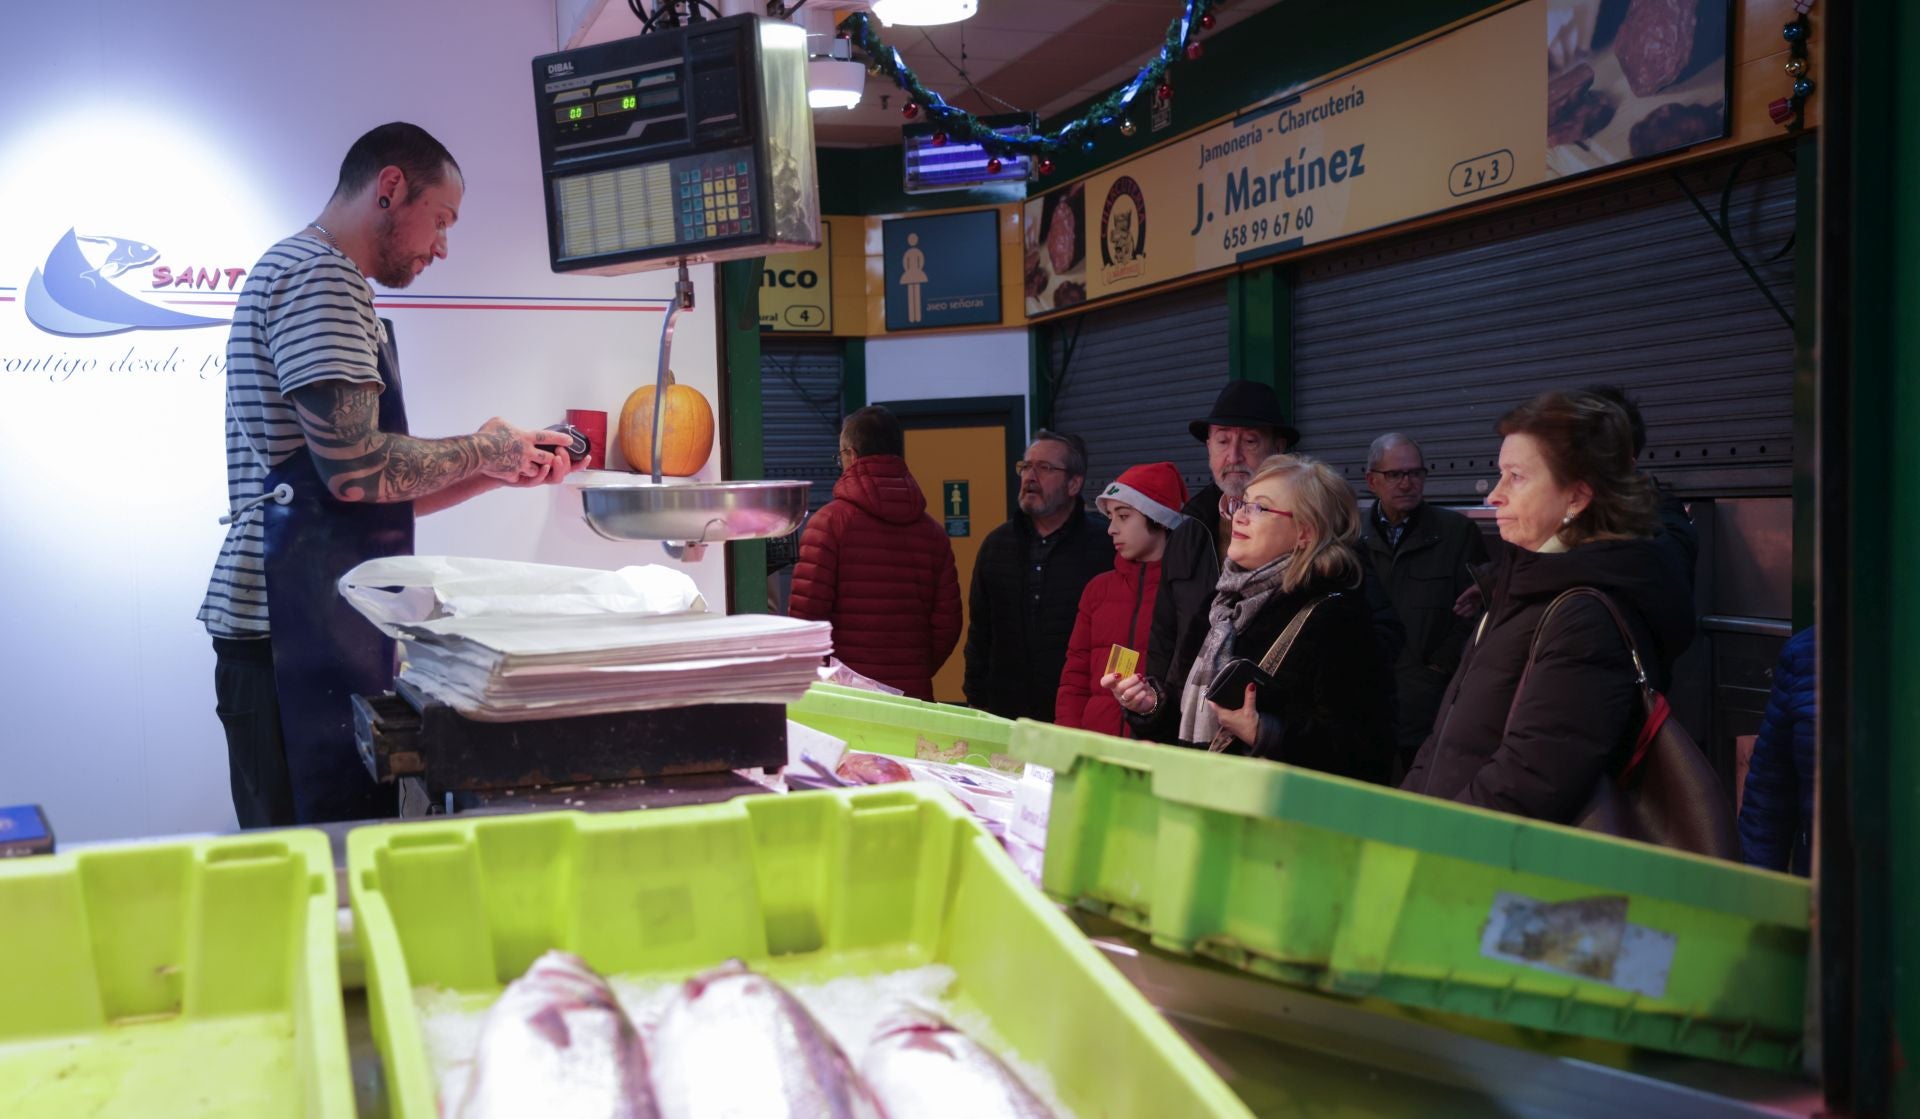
[843,0,1219,162]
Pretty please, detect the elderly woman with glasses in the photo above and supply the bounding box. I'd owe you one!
[1103,454,1395,781]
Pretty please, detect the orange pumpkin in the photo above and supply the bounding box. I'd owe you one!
[617,372,715,476]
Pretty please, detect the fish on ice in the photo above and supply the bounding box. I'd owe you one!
[453,950,657,1119]
[860,1007,1056,1119]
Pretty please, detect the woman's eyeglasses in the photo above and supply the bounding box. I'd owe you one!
[1225,497,1293,519]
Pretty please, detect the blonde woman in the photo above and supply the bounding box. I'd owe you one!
[1104,455,1395,781]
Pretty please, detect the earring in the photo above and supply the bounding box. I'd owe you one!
[379,196,390,209]
[1561,513,1573,526]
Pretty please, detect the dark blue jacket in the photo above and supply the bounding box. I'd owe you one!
[1738,627,1816,875]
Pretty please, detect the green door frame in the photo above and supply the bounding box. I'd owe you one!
[1819,2,1919,1114]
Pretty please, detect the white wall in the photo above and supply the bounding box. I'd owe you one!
[0,0,731,842]
[865,328,1029,427]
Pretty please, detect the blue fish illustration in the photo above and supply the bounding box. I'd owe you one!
[74,234,161,285]
[23,228,227,336]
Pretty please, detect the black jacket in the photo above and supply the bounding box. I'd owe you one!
[1362,502,1489,763]
[1401,538,1696,824]
[1160,483,1407,683]
[1130,570,1395,784]
[963,509,1115,721]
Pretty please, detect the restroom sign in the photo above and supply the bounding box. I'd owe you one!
[943,480,969,537]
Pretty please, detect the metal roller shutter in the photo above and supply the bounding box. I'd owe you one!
[1046,278,1231,501]
[760,338,843,569]
[1292,150,1799,503]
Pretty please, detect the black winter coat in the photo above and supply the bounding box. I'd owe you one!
[1131,570,1396,784]
[963,509,1115,721]
[1401,538,1696,824]
[1361,502,1489,764]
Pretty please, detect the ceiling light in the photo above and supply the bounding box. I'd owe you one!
[869,0,978,28]
[808,58,866,109]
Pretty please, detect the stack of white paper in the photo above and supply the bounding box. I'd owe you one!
[396,611,833,721]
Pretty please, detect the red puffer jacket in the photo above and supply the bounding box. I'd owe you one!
[789,455,961,700]
[1055,555,1160,736]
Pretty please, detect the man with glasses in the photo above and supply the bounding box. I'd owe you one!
[1362,432,1487,776]
[963,430,1115,720]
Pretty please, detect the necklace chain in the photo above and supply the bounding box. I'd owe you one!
[307,221,340,250]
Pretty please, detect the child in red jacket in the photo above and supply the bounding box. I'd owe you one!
[1056,462,1189,735]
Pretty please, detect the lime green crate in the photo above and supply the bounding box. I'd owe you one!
[1011,721,1812,1072]
[0,830,353,1118]
[349,784,1250,1119]
[788,681,1015,769]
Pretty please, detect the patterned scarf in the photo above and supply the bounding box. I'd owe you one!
[1178,554,1294,744]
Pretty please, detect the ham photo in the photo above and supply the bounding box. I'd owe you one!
[1545,0,1731,179]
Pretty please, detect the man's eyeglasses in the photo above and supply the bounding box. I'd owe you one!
[1367,467,1430,484]
[1225,497,1294,519]
[1014,460,1070,478]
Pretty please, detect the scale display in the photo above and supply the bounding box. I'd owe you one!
[531,14,819,275]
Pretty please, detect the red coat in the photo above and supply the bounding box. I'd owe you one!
[1055,555,1161,736]
[789,455,962,700]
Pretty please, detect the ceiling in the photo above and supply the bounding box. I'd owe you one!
[572,0,1283,148]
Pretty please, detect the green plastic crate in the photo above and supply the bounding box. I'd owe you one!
[0,830,353,1118]
[1011,721,1812,1072]
[348,784,1250,1119]
[788,682,1015,769]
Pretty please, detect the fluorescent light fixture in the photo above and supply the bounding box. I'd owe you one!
[869,0,978,27]
[808,57,865,109]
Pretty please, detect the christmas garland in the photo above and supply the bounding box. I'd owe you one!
[843,0,1221,173]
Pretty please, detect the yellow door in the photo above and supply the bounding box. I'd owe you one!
[902,425,1008,704]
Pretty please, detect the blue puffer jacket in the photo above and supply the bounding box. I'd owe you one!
[1738,627,1816,875]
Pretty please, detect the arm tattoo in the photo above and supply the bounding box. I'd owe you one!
[289,381,520,503]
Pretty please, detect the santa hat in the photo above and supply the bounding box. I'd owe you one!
[1096,462,1189,529]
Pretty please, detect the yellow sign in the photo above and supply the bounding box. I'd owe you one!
[760,223,832,332]
[1024,0,1730,315]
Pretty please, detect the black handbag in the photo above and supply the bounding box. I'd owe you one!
[1205,594,1334,754]
[1509,588,1740,859]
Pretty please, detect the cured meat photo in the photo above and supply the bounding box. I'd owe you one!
[1629,101,1724,157]
[1046,187,1084,275]
[1614,0,1722,97]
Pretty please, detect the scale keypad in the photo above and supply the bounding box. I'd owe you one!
[678,159,754,242]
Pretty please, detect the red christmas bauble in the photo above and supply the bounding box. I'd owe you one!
[1200,12,1216,30]
[903,101,920,119]
[1038,157,1055,176]
[932,131,948,146]
[1156,82,1173,102]
[1185,41,1203,61]
[987,157,1003,175]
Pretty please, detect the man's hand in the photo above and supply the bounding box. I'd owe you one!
[1452,582,1484,619]
[483,420,579,487]
[1207,684,1261,745]
[1102,672,1155,715]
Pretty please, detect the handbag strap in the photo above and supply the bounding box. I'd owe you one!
[1206,593,1335,753]
[1500,586,1663,776]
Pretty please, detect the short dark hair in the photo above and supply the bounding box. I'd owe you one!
[1586,384,1647,458]
[334,122,461,202]
[1031,429,1088,476]
[1497,391,1658,546]
[841,405,904,458]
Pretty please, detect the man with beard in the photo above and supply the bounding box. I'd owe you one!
[963,430,1116,720]
[200,122,578,827]
[1143,380,1405,705]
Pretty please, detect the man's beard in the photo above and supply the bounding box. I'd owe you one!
[1217,469,1252,500]
[1019,489,1065,518]
[370,210,420,289]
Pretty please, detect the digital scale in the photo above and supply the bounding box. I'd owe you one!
[531,13,820,275]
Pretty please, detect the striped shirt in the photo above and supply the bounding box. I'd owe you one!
[198,233,386,638]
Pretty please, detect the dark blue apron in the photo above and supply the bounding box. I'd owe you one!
[261,322,413,823]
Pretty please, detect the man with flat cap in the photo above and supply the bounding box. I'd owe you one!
[1142,380,1404,708]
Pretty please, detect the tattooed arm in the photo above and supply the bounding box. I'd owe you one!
[287,379,570,504]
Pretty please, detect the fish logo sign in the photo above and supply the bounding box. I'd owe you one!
[24,228,232,336]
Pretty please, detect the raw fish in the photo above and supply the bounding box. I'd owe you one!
[650,960,885,1118]
[861,1008,1055,1119]
[454,950,657,1119]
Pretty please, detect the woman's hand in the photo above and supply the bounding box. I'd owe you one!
[1208,684,1261,744]
[1101,672,1156,715]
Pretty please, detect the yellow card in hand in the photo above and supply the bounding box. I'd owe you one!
[1105,643,1140,678]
